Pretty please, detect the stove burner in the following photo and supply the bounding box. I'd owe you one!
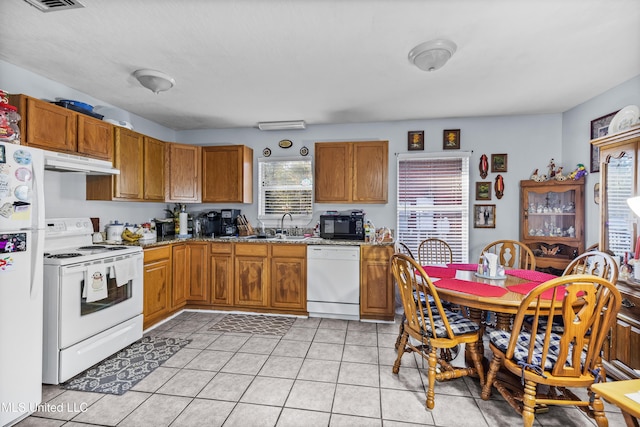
[78,245,106,250]
[47,253,83,259]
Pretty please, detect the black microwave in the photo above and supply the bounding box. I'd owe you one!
[319,210,365,240]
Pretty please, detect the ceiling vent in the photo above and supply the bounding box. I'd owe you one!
[22,0,85,12]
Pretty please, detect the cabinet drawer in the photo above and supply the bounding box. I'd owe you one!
[210,242,233,254]
[619,286,640,323]
[271,244,306,258]
[235,243,268,257]
[144,245,172,263]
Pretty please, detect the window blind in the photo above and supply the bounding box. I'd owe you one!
[397,153,470,263]
[258,157,313,222]
[605,154,635,258]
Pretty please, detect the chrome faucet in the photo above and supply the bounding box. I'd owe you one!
[280,212,293,237]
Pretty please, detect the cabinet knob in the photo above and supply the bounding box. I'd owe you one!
[621,298,636,309]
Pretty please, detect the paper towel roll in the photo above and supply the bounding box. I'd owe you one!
[179,212,188,234]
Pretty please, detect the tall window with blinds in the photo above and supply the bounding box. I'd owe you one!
[397,153,470,263]
[604,152,635,258]
[258,157,313,223]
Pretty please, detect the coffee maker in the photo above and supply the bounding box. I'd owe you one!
[200,211,221,237]
[219,209,240,236]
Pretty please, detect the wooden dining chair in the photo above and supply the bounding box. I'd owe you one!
[390,253,485,410]
[564,250,618,282]
[483,274,622,427]
[530,250,619,334]
[394,241,416,261]
[480,239,536,270]
[418,238,453,266]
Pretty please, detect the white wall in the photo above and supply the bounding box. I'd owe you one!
[3,59,637,259]
[561,75,640,246]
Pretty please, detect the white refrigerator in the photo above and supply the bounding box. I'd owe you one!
[0,143,44,427]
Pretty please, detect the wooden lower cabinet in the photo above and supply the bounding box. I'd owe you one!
[270,244,306,312]
[172,244,189,308]
[604,282,640,380]
[360,245,394,321]
[172,242,209,307]
[234,243,269,307]
[143,246,172,328]
[210,243,234,305]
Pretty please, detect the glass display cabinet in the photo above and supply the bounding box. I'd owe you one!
[592,125,640,381]
[520,179,585,273]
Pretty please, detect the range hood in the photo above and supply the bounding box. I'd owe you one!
[43,150,120,175]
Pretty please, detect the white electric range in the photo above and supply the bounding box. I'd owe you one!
[42,218,143,384]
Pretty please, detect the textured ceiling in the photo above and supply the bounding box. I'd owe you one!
[1,0,639,130]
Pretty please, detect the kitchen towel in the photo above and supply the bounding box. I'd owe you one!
[85,264,108,302]
[113,257,138,287]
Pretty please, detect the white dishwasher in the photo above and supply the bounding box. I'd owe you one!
[307,245,360,320]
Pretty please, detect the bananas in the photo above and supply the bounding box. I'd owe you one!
[122,228,143,243]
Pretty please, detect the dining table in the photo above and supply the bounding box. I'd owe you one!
[421,263,561,401]
[591,379,640,427]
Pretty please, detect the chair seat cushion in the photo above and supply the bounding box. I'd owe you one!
[421,309,480,338]
[489,329,563,370]
[523,315,565,333]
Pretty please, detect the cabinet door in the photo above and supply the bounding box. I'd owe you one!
[172,244,188,308]
[210,243,234,305]
[187,243,209,302]
[234,243,268,307]
[143,258,172,328]
[360,245,394,320]
[352,141,388,203]
[270,244,306,311]
[166,143,202,202]
[202,145,253,203]
[77,115,114,161]
[113,128,144,200]
[25,97,77,152]
[143,137,165,201]
[315,142,352,203]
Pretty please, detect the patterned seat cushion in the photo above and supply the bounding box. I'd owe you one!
[489,329,563,370]
[420,309,480,338]
[523,315,565,333]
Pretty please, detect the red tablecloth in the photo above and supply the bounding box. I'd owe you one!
[434,278,508,297]
[505,269,558,282]
[507,282,565,300]
[420,266,457,279]
[447,263,479,271]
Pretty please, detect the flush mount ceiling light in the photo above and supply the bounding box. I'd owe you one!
[257,120,306,131]
[408,39,457,72]
[133,69,175,94]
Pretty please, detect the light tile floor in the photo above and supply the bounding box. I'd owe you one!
[17,310,627,426]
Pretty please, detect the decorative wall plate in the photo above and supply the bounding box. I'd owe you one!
[278,139,293,149]
[262,147,271,157]
[300,146,309,156]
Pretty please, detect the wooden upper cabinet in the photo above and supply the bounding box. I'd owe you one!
[9,94,114,161]
[315,140,388,203]
[202,145,253,203]
[77,115,114,161]
[114,128,144,200]
[10,94,76,152]
[315,142,352,203]
[143,136,165,201]
[166,143,202,203]
[352,141,388,202]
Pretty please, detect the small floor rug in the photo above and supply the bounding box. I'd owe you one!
[208,314,295,336]
[63,336,190,395]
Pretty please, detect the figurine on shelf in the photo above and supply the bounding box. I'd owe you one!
[555,166,568,181]
[569,164,588,180]
[530,168,540,181]
[548,158,556,178]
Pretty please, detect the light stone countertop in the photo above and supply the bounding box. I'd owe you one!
[138,235,394,249]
